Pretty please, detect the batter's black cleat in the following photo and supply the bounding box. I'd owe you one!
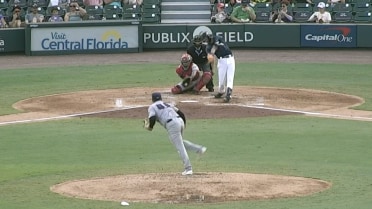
[214,93,223,98]
[208,88,214,92]
[224,87,232,103]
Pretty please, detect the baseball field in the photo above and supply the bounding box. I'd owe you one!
[1,50,372,209]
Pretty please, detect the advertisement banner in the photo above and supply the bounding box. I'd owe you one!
[301,24,356,48]
[144,24,300,49]
[143,25,188,48]
[30,26,138,51]
[0,29,25,53]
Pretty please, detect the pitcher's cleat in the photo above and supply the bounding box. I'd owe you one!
[182,170,193,176]
[198,147,207,155]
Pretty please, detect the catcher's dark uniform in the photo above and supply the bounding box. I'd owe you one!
[187,44,215,92]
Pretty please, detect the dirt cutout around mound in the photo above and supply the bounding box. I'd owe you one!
[51,172,331,204]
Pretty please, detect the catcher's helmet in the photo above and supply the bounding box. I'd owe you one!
[180,53,192,69]
[151,92,162,102]
[192,35,203,48]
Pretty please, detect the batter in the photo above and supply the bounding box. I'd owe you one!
[145,92,207,175]
[203,33,236,103]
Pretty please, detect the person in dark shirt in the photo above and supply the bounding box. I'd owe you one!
[186,35,214,93]
[202,33,236,103]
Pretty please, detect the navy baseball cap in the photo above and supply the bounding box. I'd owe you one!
[151,92,162,102]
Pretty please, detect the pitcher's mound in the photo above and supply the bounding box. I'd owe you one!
[51,172,331,204]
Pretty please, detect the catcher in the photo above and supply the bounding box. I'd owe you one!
[143,92,207,176]
[187,34,214,93]
[171,53,202,94]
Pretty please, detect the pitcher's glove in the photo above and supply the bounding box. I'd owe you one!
[182,77,191,87]
[143,118,152,131]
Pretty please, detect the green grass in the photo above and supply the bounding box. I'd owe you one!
[1,62,372,209]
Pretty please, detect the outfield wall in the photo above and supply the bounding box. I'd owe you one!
[1,22,371,54]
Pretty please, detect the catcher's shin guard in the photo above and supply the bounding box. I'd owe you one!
[171,85,183,94]
[205,78,214,92]
[193,72,212,92]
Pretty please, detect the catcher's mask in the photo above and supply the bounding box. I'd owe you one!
[192,35,203,48]
[180,54,192,69]
[151,92,162,102]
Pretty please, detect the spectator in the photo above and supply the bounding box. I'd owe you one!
[0,13,8,28]
[48,7,64,22]
[64,2,87,21]
[49,0,70,10]
[103,0,122,8]
[270,0,293,23]
[327,0,345,7]
[211,3,228,23]
[9,5,25,28]
[123,0,143,5]
[83,0,103,6]
[230,0,256,23]
[225,0,240,17]
[25,4,45,23]
[308,2,331,23]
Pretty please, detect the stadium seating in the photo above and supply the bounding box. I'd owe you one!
[292,3,313,13]
[255,10,271,23]
[85,5,104,20]
[0,0,8,10]
[122,4,141,20]
[352,2,371,12]
[253,2,272,12]
[331,3,353,13]
[293,10,311,22]
[8,0,27,8]
[141,12,160,23]
[104,4,123,20]
[353,10,372,22]
[27,0,49,8]
[333,11,353,22]
[141,0,161,23]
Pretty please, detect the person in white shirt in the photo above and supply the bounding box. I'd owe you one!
[308,2,332,23]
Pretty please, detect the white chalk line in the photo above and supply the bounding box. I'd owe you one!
[1,103,372,126]
[0,105,146,126]
[236,104,372,121]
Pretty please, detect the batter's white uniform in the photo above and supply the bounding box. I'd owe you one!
[206,35,235,102]
[148,100,205,174]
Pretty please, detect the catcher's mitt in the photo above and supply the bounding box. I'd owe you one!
[143,118,152,131]
[182,77,191,87]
